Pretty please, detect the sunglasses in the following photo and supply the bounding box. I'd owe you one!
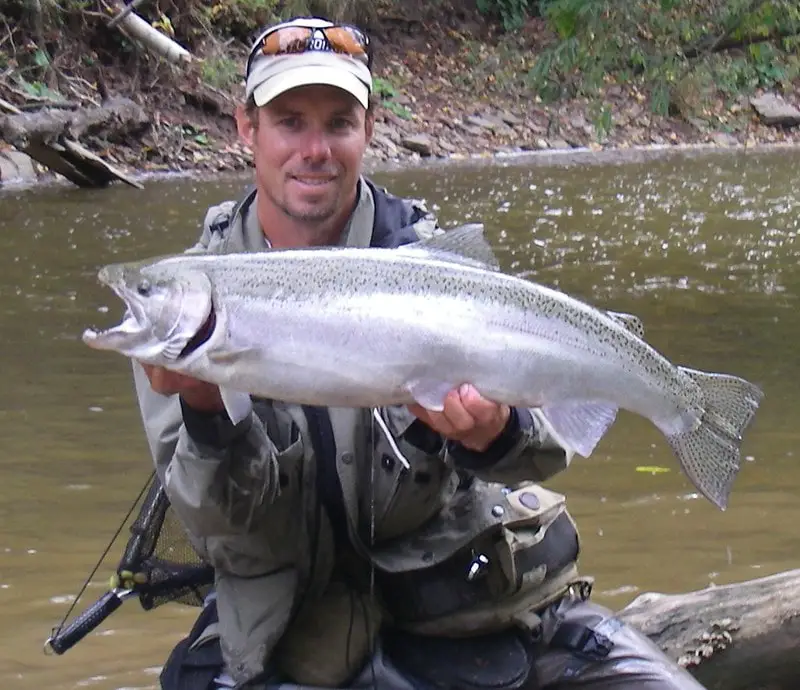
[246,22,372,76]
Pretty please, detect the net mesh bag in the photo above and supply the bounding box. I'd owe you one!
[115,474,214,610]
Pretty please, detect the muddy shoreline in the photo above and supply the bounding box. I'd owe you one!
[2,138,799,195]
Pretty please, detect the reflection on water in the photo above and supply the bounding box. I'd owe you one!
[1,150,799,688]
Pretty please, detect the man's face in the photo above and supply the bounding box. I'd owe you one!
[237,84,373,229]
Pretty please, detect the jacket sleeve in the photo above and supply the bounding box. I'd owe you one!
[131,201,292,577]
[445,407,572,484]
[133,364,291,561]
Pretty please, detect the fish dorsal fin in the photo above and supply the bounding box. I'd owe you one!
[605,310,645,339]
[398,223,501,271]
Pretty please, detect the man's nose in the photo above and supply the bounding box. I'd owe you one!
[302,128,332,161]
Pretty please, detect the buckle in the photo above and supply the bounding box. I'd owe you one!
[567,578,593,602]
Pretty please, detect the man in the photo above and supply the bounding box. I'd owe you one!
[135,16,707,690]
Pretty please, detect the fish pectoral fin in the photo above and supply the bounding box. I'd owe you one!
[220,386,253,425]
[405,223,501,271]
[404,379,455,412]
[605,310,645,339]
[539,401,619,458]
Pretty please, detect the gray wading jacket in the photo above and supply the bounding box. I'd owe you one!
[133,178,581,684]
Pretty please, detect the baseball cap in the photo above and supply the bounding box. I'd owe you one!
[245,17,373,109]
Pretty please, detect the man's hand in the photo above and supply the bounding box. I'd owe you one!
[140,363,225,413]
[408,384,511,452]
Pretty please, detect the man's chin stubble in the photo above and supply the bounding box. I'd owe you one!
[280,202,336,224]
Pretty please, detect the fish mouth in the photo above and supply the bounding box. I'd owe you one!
[83,265,215,360]
[82,281,151,350]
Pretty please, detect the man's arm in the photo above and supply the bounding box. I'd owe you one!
[134,363,284,542]
[133,198,289,570]
[409,385,572,484]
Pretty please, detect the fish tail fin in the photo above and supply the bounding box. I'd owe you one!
[668,368,764,511]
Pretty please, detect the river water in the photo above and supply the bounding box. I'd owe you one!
[1,148,798,688]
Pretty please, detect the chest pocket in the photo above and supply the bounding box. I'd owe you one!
[203,402,305,578]
[359,415,455,543]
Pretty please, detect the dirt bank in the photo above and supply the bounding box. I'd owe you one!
[2,11,800,187]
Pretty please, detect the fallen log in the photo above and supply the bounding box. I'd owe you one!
[0,96,144,189]
[616,568,800,690]
[0,96,149,149]
[101,0,191,64]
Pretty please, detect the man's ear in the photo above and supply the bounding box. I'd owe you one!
[236,103,255,148]
[365,108,374,144]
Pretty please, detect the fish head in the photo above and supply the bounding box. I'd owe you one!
[83,260,213,365]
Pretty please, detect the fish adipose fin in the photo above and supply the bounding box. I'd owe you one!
[666,368,764,511]
[540,401,619,458]
[400,224,501,271]
[605,311,645,339]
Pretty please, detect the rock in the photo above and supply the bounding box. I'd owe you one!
[750,93,800,126]
[687,117,708,131]
[465,114,502,132]
[455,121,485,137]
[374,121,401,143]
[499,111,523,127]
[400,134,433,157]
[382,110,412,129]
[436,139,459,153]
[526,121,547,135]
[371,133,399,157]
[549,139,572,149]
[569,114,588,130]
[0,149,37,184]
[711,132,739,147]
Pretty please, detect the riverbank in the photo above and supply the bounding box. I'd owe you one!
[2,10,800,187]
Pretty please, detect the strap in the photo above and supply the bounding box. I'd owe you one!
[302,406,349,549]
[210,186,256,237]
[550,620,613,661]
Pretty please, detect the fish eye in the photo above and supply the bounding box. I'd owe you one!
[137,279,152,296]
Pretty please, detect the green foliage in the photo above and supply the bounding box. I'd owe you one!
[373,76,412,119]
[529,0,800,117]
[199,0,280,39]
[476,0,533,31]
[200,55,241,90]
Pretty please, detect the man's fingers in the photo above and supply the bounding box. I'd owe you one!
[440,389,477,435]
[141,364,189,396]
[458,384,500,426]
[408,403,459,439]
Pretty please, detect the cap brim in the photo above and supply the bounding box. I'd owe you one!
[252,65,369,109]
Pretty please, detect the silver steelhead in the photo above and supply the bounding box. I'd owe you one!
[83,225,764,510]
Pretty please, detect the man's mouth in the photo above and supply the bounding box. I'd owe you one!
[291,174,337,186]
